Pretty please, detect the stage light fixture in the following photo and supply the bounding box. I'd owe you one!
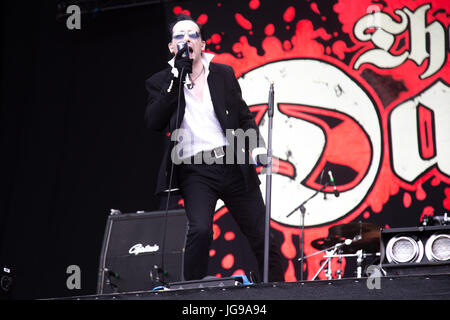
[425,233,450,262]
[386,235,424,264]
[380,225,450,276]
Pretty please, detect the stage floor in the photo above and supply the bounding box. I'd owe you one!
[61,273,450,300]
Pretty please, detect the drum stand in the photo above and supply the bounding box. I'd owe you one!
[300,242,375,280]
[320,249,364,279]
[311,244,341,280]
[299,241,346,280]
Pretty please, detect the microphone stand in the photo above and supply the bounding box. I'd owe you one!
[263,82,274,284]
[286,182,329,281]
[159,66,186,286]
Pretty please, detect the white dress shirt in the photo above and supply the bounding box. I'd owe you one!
[169,53,228,159]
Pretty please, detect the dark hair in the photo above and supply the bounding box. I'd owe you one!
[168,14,206,41]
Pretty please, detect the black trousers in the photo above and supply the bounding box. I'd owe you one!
[178,161,283,282]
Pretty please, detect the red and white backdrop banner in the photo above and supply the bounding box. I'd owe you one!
[167,0,450,281]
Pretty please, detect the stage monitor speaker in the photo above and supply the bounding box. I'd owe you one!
[380,225,450,276]
[97,209,187,294]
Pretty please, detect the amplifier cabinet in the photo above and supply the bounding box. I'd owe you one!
[97,209,187,294]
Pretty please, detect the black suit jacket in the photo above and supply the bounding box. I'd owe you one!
[145,61,264,195]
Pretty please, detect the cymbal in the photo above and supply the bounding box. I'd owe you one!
[328,222,380,253]
[310,222,381,254]
[329,222,380,238]
[310,237,341,251]
[310,236,380,254]
[344,234,380,253]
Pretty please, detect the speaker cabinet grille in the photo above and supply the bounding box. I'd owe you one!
[97,209,187,294]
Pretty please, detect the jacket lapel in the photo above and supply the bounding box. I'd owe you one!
[207,63,227,132]
[167,69,185,131]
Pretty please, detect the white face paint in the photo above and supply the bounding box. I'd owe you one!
[168,20,205,63]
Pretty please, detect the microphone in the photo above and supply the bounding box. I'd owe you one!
[319,169,327,200]
[328,170,340,197]
[176,41,193,89]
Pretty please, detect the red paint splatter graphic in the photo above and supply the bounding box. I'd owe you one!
[212,223,221,240]
[173,0,450,282]
[233,269,246,276]
[196,13,208,25]
[420,206,435,221]
[416,184,427,201]
[310,2,320,15]
[283,6,295,22]
[222,254,235,269]
[444,188,450,210]
[224,232,235,241]
[332,40,354,60]
[249,0,260,10]
[173,6,190,16]
[211,19,333,78]
[264,24,275,36]
[403,192,412,208]
[210,33,221,44]
[235,13,253,30]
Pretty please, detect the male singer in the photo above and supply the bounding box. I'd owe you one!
[145,14,282,282]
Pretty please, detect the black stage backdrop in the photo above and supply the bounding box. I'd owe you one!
[1,0,449,300]
[0,1,169,299]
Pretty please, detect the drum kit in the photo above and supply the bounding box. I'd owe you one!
[301,221,382,280]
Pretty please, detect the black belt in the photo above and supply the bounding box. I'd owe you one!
[182,146,228,165]
[202,146,225,159]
